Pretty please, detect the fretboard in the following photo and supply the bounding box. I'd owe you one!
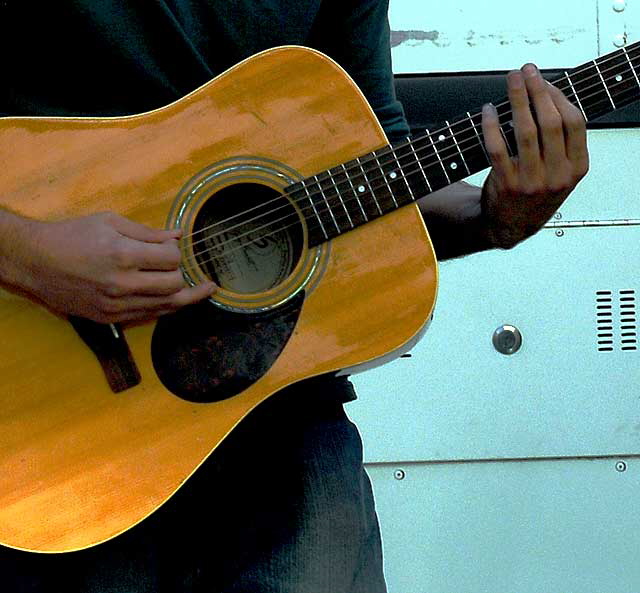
[286,40,640,247]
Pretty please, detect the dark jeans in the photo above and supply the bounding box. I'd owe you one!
[2,380,387,593]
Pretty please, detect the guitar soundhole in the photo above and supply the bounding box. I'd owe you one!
[192,183,303,294]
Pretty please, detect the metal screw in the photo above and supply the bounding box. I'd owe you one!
[555,229,564,237]
[554,212,562,220]
[616,461,627,472]
[613,33,627,48]
[613,0,626,13]
[394,469,406,480]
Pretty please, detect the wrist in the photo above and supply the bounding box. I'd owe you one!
[479,181,521,250]
[0,210,47,290]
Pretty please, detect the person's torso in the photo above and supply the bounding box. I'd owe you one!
[0,0,328,116]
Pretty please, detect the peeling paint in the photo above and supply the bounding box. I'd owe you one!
[391,26,587,50]
[390,30,440,48]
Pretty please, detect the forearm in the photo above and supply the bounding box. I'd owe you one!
[417,181,496,261]
[0,207,42,289]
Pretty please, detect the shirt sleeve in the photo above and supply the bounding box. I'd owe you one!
[309,0,410,144]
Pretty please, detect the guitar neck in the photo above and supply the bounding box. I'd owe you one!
[287,40,640,247]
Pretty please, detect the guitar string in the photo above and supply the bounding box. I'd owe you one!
[181,45,640,253]
[183,48,640,252]
[183,80,640,282]
[182,43,640,247]
[186,64,640,270]
[182,61,640,268]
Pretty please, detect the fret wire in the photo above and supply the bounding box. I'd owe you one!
[408,138,432,193]
[301,181,328,240]
[389,147,415,202]
[572,63,619,119]
[289,48,640,236]
[313,50,640,217]
[328,45,639,211]
[564,71,587,120]
[622,47,640,91]
[220,58,636,253]
[270,54,640,250]
[426,129,451,184]
[393,142,430,202]
[313,175,341,234]
[373,151,399,208]
[594,59,617,109]
[380,146,416,207]
[356,157,383,215]
[327,170,354,228]
[447,120,470,175]
[598,50,640,108]
[467,111,490,163]
[341,163,369,222]
[301,69,628,230]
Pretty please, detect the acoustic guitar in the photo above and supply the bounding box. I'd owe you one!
[0,42,638,552]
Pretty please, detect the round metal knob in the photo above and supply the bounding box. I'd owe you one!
[492,325,523,355]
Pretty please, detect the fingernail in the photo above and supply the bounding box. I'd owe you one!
[523,63,538,77]
[482,103,497,116]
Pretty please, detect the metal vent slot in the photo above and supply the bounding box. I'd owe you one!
[596,291,614,352]
[619,290,637,351]
[596,290,638,352]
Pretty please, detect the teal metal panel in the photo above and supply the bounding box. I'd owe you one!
[356,4,640,593]
[366,457,640,593]
[389,0,600,73]
[599,0,639,53]
[473,129,640,222]
[349,129,640,463]
[560,129,640,220]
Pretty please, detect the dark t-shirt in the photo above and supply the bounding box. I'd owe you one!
[1,7,397,589]
[1,0,410,403]
[0,0,409,140]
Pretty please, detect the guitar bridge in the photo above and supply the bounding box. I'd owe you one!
[68,316,141,393]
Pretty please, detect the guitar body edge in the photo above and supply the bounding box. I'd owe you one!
[0,46,437,552]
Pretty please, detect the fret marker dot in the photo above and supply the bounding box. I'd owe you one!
[450,162,458,170]
[389,172,397,180]
[438,134,446,142]
[615,74,623,82]
[358,185,366,193]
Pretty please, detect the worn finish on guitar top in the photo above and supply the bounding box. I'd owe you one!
[0,47,437,552]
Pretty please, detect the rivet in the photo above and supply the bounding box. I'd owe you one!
[613,0,626,13]
[613,33,627,48]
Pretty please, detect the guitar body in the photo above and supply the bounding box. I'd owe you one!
[0,46,437,552]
